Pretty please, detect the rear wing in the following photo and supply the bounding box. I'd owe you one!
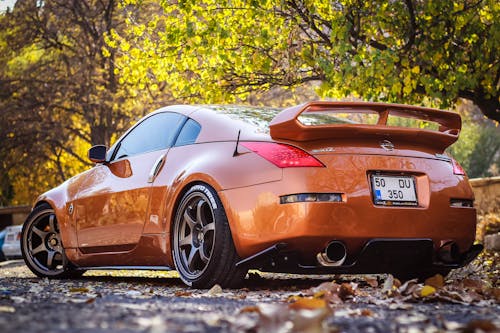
[269,101,462,151]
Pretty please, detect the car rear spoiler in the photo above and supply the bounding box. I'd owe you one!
[269,101,462,151]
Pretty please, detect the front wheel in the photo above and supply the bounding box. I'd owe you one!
[21,203,83,278]
[172,184,247,288]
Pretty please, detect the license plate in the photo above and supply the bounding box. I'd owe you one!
[371,175,417,206]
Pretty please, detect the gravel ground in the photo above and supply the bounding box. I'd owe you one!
[0,260,499,333]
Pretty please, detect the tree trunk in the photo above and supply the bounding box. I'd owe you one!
[468,91,500,123]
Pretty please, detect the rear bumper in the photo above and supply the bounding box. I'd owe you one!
[219,155,477,259]
[236,239,483,275]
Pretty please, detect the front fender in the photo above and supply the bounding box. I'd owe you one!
[33,169,94,250]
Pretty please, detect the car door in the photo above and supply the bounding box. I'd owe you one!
[73,112,185,253]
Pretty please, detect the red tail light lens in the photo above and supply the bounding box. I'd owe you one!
[452,158,466,175]
[241,142,324,168]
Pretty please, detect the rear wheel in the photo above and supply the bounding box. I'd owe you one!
[21,203,83,278]
[172,184,247,288]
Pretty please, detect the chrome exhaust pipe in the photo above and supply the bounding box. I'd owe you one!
[438,241,460,263]
[317,241,347,267]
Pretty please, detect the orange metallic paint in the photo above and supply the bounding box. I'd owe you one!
[71,149,167,252]
[30,102,478,272]
[220,154,476,259]
[270,102,461,151]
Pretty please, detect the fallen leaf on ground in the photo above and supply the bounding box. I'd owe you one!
[420,285,436,297]
[174,291,192,297]
[463,319,498,332]
[291,308,330,333]
[289,297,327,310]
[360,309,374,317]
[398,279,420,297]
[305,281,357,304]
[85,298,96,304]
[0,306,15,313]
[239,305,259,314]
[365,276,378,288]
[253,303,332,333]
[424,274,444,289]
[461,278,487,290]
[338,283,356,300]
[491,288,500,302]
[382,275,395,294]
[206,284,222,296]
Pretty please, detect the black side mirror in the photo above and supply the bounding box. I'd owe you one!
[88,145,108,163]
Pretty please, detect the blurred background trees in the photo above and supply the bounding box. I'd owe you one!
[0,0,499,205]
[0,0,165,204]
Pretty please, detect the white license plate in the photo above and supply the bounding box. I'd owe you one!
[371,175,417,206]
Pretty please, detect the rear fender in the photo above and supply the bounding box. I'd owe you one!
[152,142,282,264]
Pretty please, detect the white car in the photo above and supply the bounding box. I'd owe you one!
[2,225,23,260]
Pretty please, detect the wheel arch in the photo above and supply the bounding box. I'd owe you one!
[167,176,225,239]
[33,200,55,211]
[158,141,282,262]
[166,177,247,287]
[30,185,77,250]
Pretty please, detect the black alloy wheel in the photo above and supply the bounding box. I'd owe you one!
[172,183,247,288]
[21,203,81,278]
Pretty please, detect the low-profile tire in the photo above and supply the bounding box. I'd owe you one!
[172,183,247,288]
[21,203,84,278]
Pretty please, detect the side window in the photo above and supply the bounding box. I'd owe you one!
[113,112,184,160]
[174,119,201,146]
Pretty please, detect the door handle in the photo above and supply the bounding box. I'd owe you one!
[148,154,166,183]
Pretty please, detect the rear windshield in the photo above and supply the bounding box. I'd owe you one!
[207,105,281,133]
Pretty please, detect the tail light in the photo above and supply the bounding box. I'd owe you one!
[451,158,466,175]
[240,142,324,168]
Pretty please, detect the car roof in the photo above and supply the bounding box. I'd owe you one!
[155,105,280,143]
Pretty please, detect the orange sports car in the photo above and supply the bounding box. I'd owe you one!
[21,101,482,288]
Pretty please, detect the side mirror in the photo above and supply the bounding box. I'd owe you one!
[88,145,108,163]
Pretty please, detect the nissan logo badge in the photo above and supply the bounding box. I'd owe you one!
[380,140,395,151]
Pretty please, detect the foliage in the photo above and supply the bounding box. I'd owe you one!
[477,213,500,241]
[448,101,500,178]
[0,0,163,204]
[115,0,499,122]
[0,0,499,204]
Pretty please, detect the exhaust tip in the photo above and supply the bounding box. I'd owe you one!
[317,241,347,267]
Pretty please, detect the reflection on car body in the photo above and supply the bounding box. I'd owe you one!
[21,101,482,288]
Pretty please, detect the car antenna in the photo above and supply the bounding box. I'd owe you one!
[233,130,241,157]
